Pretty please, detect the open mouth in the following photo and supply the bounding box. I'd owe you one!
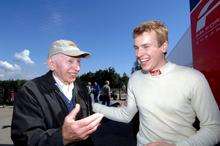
[139,58,150,65]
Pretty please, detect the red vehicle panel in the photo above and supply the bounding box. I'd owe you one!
[190,0,220,106]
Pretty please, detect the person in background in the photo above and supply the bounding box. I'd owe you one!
[86,82,92,98]
[93,20,220,146]
[11,39,103,146]
[101,80,111,106]
[92,82,100,103]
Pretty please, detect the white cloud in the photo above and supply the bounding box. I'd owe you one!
[14,64,21,70]
[15,49,34,64]
[0,73,4,79]
[51,12,63,26]
[40,11,64,33]
[0,60,21,71]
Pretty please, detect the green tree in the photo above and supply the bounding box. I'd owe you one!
[131,59,141,73]
[79,67,121,88]
[0,79,26,105]
[121,73,129,87]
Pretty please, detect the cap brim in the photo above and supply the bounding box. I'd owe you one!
[62,50,91,58]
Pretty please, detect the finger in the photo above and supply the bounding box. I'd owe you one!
[71,116,103,141]
[82,135,89,140]
[81,124,99,139]
[76,115,103,137]
[67,104,80,120]
[87,115,103,129]
[76,113,104,127]
[147,142,163,146]
[145,142,156,146]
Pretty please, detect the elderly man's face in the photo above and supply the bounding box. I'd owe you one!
[49,53,81,84]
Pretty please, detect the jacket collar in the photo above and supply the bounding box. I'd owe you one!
[41,71,59,91]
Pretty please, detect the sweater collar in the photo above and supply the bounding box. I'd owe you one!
[142,62,175,77]
[159,61,173,75]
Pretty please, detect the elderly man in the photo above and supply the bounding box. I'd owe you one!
[11,39,103,146]
[93,20,220,146]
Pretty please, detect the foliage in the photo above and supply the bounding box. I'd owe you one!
[0,67,130,104]
[0,80,26,92]
[0,79,27,104]
[79,67,129,89]
[131,59,141,73]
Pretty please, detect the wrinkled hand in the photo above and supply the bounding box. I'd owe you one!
[145,141,175,146]
[62,104,103,145]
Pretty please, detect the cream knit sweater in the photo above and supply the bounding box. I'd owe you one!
[93,62,220,146]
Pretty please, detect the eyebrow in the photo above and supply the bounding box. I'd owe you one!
[134,43,151,48]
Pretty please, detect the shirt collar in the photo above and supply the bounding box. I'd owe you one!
[52,73,74,101]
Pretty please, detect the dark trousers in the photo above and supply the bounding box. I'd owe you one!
[102,95,110,106]
[93,93,99,102]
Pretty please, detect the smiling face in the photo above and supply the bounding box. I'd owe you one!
[134,31,167,72]
[48,53,81,84]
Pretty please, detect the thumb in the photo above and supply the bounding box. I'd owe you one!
[68,104,80,120]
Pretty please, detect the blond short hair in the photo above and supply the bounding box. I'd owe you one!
[133,20,168,47]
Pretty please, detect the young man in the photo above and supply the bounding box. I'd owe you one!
[93,21,220,146]
[11,39,103,146]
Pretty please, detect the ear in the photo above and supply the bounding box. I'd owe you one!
[160,41,168,53]
[47,58,55,71]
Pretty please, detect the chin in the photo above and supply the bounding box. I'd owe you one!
[70,78,76,83]
[66,78,76,84]
[141,69,148,74]
[141,66,150,72]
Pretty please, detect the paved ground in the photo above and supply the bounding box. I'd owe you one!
[0,106,136,146]
[92,118,136,146]
[0,106,13,146]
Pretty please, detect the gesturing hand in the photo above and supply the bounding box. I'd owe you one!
[62,104,103,145]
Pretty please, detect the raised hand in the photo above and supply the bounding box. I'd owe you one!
[62,104,104,145]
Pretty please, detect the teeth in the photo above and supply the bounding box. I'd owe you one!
[141,59,148,62]
[139,58,149,63]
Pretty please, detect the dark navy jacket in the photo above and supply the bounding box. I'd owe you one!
[11,71,93,146]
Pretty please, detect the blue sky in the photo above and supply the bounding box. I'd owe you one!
[0,0,190,80]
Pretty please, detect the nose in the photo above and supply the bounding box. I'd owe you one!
[136,47,144,58]
[74,63,80,72]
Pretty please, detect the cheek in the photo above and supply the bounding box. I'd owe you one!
[149,48,160,57]
[135,50,138,57]
[59,66,69,77]
[61,64,70,72]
